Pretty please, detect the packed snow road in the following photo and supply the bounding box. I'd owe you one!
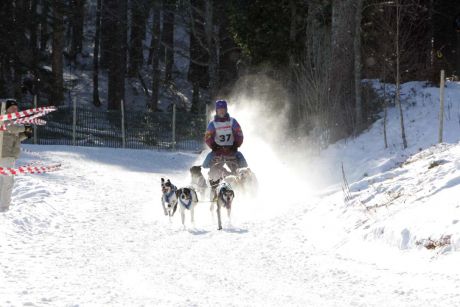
[1,146,459,306]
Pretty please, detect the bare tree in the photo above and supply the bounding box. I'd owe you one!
[69,0,85,62]
[329,0,357,141]
[162,0,176,82]
[150,0,162,111]
[293,0,332,146]
[93,0,102,107]
[129,0,148,77]
[204,0,219,101]
[51,0,65,105]
[106,0,126,110]
[395,0,407,148]
[40,0,49,52]
[354,0,364,133]
[188,0,209,113]
[30,0,39,52]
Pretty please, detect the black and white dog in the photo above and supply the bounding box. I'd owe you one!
[190,165,208,199]
[210,179,235,230]
[161,178,178,220]
[176,187,199,229]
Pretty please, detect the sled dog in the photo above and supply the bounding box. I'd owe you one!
[161,178,178,219]
[210,179,235,230]
[176,187,199,228]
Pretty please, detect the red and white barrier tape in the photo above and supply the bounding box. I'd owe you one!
[14,111,48,123]
[0,106,57,122]
[0,163,61,176]
[14,118,46,125]
[0,118,47,131]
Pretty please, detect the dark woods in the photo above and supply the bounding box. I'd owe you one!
[0,0,458,144]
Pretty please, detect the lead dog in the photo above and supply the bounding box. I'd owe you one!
[161,178,178,220]
[210,179,235,230]
[176,187,199,229]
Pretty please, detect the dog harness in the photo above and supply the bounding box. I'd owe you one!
[179,197,193,210]
[164,187,176,203]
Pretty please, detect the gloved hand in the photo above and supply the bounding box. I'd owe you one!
[24,125,33,139]
[211,143,221,151]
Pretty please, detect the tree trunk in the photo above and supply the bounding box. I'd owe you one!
[288,0,298,129]
[204,0,218,101]
[93,0,102,107]
[30,0,39,51]
[162,0,175,82]
[191,81,200,113]
[40,0,49,52]
[106,0,125,110]
[188,0,209,101]
[395,0,407,149]
[218,2,239,97]
[100,0,111,68]
[354,0,363,133]
[70,0,85,62]
[51,0,65,106]
[151,1,162,111]
[128,0,148,77]
[329,0,356,141]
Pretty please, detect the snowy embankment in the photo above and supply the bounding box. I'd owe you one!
[305,81,460,255]
[1,81,460,305]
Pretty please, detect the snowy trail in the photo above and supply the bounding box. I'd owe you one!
[1,146,460,306]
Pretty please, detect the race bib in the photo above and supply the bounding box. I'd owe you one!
[214,119,234,146]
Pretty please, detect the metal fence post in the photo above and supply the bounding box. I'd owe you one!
[438,70,445,143]
[72,96,77,146]
[33,94,37,144]
[121,99,126,148]
[172,103,176,150]
[0,101,6,159]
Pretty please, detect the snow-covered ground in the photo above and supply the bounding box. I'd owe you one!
[2,81,460,306]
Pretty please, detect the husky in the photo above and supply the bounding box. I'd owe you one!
[237,167,258,195]
[161,178,178,220]
[210,179,235,230]
[176,187,199,229]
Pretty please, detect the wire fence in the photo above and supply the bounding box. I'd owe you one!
[24,105,207,151]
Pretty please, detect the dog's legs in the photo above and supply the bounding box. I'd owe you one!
[181,207,186,230]
[210,202,215,222]
[216,203,223,230]
[161,198,167,216]
[210,189,217,222]
[227,207,232,225]
[172,202,178,216]
[191,207,195,226]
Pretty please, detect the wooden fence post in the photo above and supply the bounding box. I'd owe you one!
[33,94,37,144]
[121,99,126,148]
[438,70,445,143]
[172,103,176,150]
[72,96,77,146]
[0,101,6,159]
